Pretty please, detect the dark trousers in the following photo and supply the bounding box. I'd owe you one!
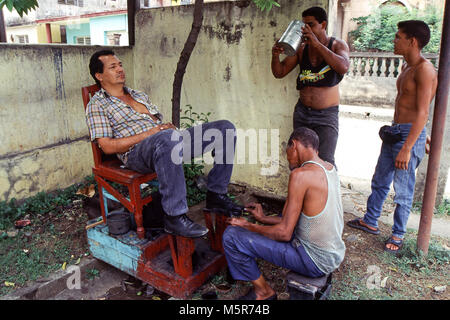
[293,99,339,167]
[126,120,236,217]
[222,226,325,281]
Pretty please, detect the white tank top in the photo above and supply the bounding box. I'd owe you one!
[292,161,346,274]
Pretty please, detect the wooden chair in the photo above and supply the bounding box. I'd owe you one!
[82,84,157,239]
[83,85,228,296]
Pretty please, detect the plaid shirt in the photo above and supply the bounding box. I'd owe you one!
[85,87,163,164]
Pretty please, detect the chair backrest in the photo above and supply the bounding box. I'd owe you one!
[82,84,116,166]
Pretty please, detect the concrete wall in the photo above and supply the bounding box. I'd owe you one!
[340,76,397,108]
[132,0,329,196]
[0,44,133,201]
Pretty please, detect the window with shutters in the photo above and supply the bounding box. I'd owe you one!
[57,0,84,7]
[75,36,91,45]
[15,35,30,43]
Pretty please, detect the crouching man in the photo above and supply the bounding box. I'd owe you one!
[223,127,346,300]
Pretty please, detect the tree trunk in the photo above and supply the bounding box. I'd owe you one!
[171,0,204,127]
[0,9,7,43]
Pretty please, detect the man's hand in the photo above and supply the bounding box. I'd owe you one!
[165,122,178,130]
[159,122,177,131]
[244,203,265,221]
[149,123,177,135]
[301,24,320,48]
[227,217,249,228]
[272,40,284,56]
[395,146,411,170]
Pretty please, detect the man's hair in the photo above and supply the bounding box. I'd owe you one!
[89,50,115,87]
[287,127,319,151]
[302,6,328,23]
[397,20,430,49]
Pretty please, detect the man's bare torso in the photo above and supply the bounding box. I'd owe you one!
[119,93,160,122]
[298,41,341,109]
[394,58,437,123]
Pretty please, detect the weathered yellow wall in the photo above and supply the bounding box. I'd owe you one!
[133,0,328,196]
[0,44,133,201]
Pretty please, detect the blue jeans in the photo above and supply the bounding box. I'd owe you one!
[125,120,236,216]
[222,226,325,281]
[293,99,339,167]
[363,123,426,239]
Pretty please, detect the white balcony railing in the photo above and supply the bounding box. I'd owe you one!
[347,52,439,78]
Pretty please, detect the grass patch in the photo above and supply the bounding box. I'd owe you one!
[412,199,450,218]
[0,176,94,297]
[330,232,450,300]
[86,268,100,280]
[377,235,449,276]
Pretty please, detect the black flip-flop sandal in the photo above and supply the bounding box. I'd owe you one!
[384,237,403,256]
[346,218,380,235]
[238,289,277,300]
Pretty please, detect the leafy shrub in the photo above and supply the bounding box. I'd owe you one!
[349,4,442,53]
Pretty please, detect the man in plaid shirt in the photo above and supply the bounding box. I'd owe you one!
[86,50,242,238]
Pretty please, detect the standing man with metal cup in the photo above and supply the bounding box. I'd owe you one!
[271,6,350,168]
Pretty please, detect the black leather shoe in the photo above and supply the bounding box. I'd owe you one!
[205,191,244,216]
[164,214,209,238]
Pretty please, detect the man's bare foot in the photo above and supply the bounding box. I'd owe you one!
[357,219,377,231]
[346,218,380,235]
[386,235,402,251]
[255,287,276,300]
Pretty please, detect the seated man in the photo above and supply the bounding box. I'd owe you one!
[223,127,346,300]
[86,50,242,238]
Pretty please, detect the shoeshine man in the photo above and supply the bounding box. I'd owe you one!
[85,50,243,238]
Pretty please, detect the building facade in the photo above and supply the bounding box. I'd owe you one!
[3,0,128,45]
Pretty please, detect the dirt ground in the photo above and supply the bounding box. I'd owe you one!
[8,183,448,300]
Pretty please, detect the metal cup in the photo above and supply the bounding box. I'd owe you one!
[277,20,304,56]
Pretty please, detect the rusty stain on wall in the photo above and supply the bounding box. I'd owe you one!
[53,48,66,101]
[224,64,232,82]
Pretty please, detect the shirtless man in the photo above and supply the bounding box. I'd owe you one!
[347,20,438,255]
[271,6,349,167]
[222,127,345,300]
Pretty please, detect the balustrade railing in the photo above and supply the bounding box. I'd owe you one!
[347,52,439,78]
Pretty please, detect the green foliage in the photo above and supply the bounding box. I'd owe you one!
[349,4,442,53]
[180,104,211,130]
[0,231,80,296]
[379,237,450,276]
[330,236,449,300]
[411,199,450,217]
[0,0,39,17]
[0,176,93,230]
[251,0,280,12]
[86,268,100,280]
[435,199,450,217]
